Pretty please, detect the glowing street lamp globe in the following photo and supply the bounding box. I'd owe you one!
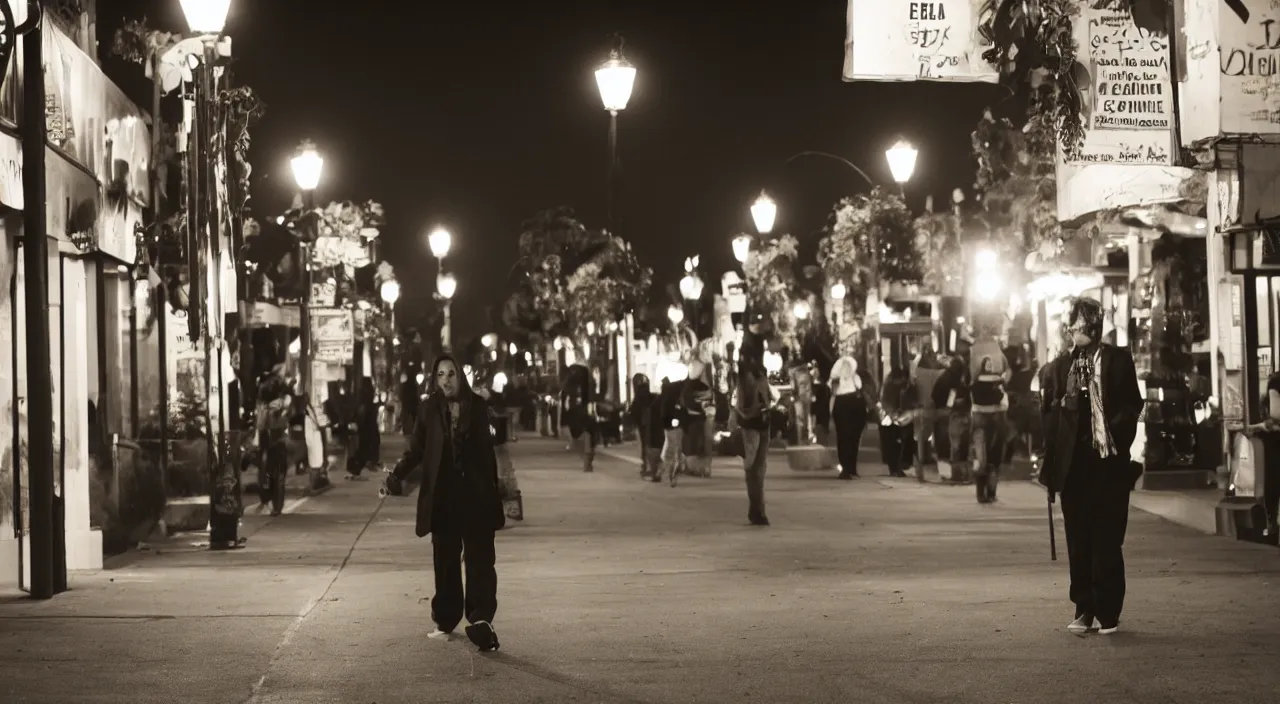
[667,305,684,325]
[437,273,457,300]
[885,139,918,184]
[680,273,704,301]
[481,333,498,349]
[379,279,401,305]
[732,234,752,265]
[290,141,323,192]
[508,342,518,355]
[492,371,509,393]
[179,0,231,34]
[595,49,637,113]
[793,301,811,320]
[830,282,847,301]
[428,228,452,259]
[751,191,776,235]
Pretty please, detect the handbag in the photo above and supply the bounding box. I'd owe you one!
[503,490,524,521]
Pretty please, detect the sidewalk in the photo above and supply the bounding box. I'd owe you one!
[3,436,1279,703]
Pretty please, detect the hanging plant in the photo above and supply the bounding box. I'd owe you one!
[312,200,385,269]
[218,86,264,217]
[110,17,181,66]
[977,0,1087,158]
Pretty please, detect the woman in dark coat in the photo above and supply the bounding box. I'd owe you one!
[629,374,662,478]
[384,354,505,652]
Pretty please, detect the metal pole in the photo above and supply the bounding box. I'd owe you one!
[442,301,451,352]
[22,0,59,599]
[300,193,315,427]
[607,111,617,235]
[151,53,169,500]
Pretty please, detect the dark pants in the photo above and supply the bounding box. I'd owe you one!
[742,428,769,520]
[972,411,1008,501]
[1060,446,1132,627]
[879,423,914,475]
[948,411,971,481]
[431,525,498,631]
[833,394,867,477]
[259,436,288,514]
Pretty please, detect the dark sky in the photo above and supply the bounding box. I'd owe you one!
[101,0,1007,343]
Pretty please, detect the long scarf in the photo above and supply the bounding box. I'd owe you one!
[1066,345,1116,457]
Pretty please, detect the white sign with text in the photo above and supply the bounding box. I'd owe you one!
[843,0,998,83]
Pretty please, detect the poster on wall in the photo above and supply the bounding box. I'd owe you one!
[1219,0,1280,135]
[842,0,999,83]
[312,308,354,364]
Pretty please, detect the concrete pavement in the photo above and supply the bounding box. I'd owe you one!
[2,436,1280,703]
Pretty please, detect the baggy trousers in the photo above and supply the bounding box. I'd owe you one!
[742,428,768,519]
[832,394,867,476]
[971,410,1007,500]
[431,523,498,632]
[1060,445,1132,627]
[660,428,684,481]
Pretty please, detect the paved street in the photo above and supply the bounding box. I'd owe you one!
[3,436,1280,703]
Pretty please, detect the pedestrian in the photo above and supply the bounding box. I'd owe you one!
[560,365,598,471]
[629,374,662,478]
[828,352,869,480]
[656,376,686,486]
[255,362,294,516]
[681,361,715,478]
[383,354,505,652]
[733,362,773,525]
[971,355,1010,504]
[1038,297,1144,635]
[879,364,918,477]
[934,355,973,483]
[483,377,523,523]
[347,380,381,478]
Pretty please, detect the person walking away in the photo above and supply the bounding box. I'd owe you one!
[561,365,598,472]
[879,364,918,477]
[483,379,522,523]
[681,361,715,478]
[656,377,685,486]
[347,380,381,478]
[1038,297,1144,635]
[733,362,773,525]
[971,355,1010,503]
[829,353,869,479]
[629,374,662,479]
[255,363,294,516]
[383,354,505,651]
[934,355,973,483]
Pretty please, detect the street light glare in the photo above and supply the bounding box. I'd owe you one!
[437,272,457,300]
[178,0,231,34]
[975,247,998,269]
[667,305,684,325]
[680,273,704,301]
[429,228,452,258]
[793,301,811,320]
[830,282,847,301]
[885,139,918,184]
[595,51,637,113]
[732,234,753,265]
[291,141,323,191]
[379,279,400,305]
[751,191,776,235]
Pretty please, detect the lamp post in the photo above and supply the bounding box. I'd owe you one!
[750,191,776,236]
[437,272,457,351]
[885,138,919,198]
[290,140,324,489]
[428,227,452,351]
[380,278,400,401]
[595,34,637,235]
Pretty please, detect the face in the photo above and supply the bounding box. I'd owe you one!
[436,360,460,398]
[1067,315,1093,348]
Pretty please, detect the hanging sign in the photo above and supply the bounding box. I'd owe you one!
[311,308,354,364]
[842,0,998,83]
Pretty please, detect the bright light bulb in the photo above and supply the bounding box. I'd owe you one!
[290,141,323,191]
[379,279,400,305]
[178,0,230,34]
[436,273,457,299]
[751,191,776,234]
[830,283,847,301]
[428,228,452,258]
[732,234,752,264]
[595,50,637,113]
[885,139,918,184]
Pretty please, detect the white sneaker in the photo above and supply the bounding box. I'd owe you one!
[1094,619,1119,635]
[428,628,452,641]
[1067,615,1096,633]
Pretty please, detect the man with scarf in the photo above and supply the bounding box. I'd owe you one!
[383,354,505,652]
[1038,297,1144,636]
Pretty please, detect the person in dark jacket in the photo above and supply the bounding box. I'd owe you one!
[629,374,662,478]
[1038,297,1144,636]
[560,365,598,472]
[346,379,381,478]
[383,354,505,652]
[656,377,686,486]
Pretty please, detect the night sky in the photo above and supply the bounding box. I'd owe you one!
[101,0,1007,343]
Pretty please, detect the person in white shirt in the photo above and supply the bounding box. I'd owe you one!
[829,354,870,479]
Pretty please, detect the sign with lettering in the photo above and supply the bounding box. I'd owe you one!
[1220,0,1280,134]
[1065,3,1175,165]
[843,0,998,83]
[312,308,354,364]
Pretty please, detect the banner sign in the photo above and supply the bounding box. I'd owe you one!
[843,0,998,83]
[312,308,354,364]
[1219,0,1280,134]
[1065,2,1175,165]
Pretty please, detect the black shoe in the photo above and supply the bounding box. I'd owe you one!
[837,473,854,481]
[749,515,770,526]
[465,621,500,652]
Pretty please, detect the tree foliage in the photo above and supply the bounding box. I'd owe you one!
[743,233,802,351]
[977,0,1086,158]
[912,208,963,296]
[817,187,920,307]
[970,88,1064,260]
[503,207,651,342]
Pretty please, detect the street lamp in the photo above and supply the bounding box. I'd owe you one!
[178,0,231,34]
[732,234,752,265]
[482,333,497,349]
[751,191,776,235]
[595,35,637,235]
[667,305,684,326]
[437,272,457,300]
[428,227,452,259]
[679,272,704,301]
[885,138,918,187]
[290,139,323,491]
[380,279,400,306]
[290,141,323,195]
[437,272,456,351]
[830,282,847,301]
[380,279,401,404]
[793,301,811,320]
